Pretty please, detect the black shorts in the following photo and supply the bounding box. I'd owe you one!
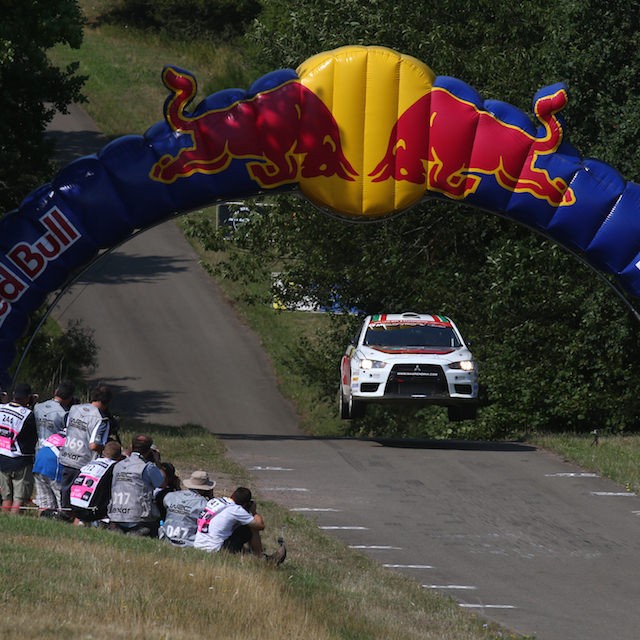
[71,505,107,522]
[60,466,81,510]
[221,525,252,553]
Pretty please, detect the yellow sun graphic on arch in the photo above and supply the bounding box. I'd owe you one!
[296,45,435,220]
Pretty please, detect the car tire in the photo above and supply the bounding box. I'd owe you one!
[349,393,366,419]
[339,388,351,419]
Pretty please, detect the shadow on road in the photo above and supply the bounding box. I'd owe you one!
[213,432,537,452]
[373,437,537,452]
[86,377,176,422]
[78,252,191,285]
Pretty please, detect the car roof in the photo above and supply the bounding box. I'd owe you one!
[367,313,453,327]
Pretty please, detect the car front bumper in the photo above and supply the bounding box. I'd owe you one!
[350,362,478,405]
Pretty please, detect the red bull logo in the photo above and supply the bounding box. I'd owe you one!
[149,47,577,220]
[150,67,357,188]
[369,86,576,207]
[0,264,26,325]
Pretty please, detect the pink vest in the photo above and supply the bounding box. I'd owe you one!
[0,403,32,458]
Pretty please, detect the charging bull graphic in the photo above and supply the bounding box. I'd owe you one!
[370,84,576,207]
[1,45,640,385]
[150,66,357,187]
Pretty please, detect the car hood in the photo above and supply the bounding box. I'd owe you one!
[360,345,472,362]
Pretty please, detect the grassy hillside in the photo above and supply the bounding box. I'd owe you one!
[35,3,640,639]
[0,424,519,640]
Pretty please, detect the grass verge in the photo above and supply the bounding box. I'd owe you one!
[527,431,640,494]
[0,424,521,640]
[51,5,253,137]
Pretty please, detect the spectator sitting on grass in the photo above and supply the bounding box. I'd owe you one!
[159,469,216,547]
[59,383,112,518]
[154,461,181,522]
[70,440,123,526]
[194,486,286,564]
[107,434,165,536]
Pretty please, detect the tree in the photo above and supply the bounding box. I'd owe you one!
[13,314,98,396]
[0,1,92,393]
[11,1,628,436]
[207,1,640,437]
[105,0,261,41]
[0,0,86,213]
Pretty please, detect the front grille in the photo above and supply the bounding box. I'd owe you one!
[385,363,447,397]
[360,383,380,392]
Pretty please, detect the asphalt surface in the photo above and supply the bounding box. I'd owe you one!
[44,106,640,640]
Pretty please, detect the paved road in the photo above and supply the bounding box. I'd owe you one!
[45,106,640,640]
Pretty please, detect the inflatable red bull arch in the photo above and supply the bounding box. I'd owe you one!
[2,45,640,385]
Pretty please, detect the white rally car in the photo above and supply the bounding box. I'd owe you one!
[339,312,479,421]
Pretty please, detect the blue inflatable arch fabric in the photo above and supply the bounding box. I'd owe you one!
[1,45,640,385]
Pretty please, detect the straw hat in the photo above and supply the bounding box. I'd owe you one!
[183,470,216,490]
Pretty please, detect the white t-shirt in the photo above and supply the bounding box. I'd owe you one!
[193,497,255,552]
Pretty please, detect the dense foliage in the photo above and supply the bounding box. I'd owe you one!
[105,0,261,41]
[0,0,86,213]
[12,314,98,397]
[213,0,640,438]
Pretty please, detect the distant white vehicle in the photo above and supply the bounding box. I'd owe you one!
[216,200,275,237]
[216,202,252,234]
[339,312,479,421]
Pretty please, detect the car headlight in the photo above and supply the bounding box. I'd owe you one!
[360,358,387,370]
[449,360,475,371]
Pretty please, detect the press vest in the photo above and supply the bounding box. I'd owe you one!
[0,402,34,458]
[196,496,232,534]
[59,404,108,469]
[33,399,67,448]
[70,457,117,519]
[159,490,208,546]
[108,453,159,523]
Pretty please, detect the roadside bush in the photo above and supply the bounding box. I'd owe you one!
[106,0,261,40]
[11,313,97,396]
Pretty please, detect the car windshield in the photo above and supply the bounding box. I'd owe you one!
[364,324,461,348]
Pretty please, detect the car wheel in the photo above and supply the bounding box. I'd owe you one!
[339,389,351,419]
[349,393,366,419]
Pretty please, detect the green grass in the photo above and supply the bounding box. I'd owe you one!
[0,423,520,640]
[527,431,640,494]
[237,305,341,436]
[51,15,252,137]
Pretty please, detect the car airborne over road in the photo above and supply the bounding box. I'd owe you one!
[339,313,479,421]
